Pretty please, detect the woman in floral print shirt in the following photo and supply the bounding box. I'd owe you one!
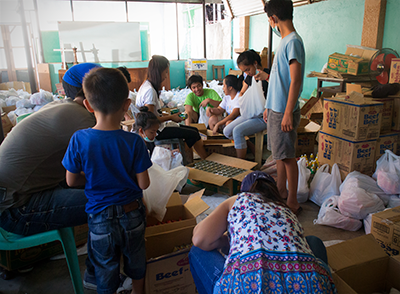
[189,171,336,294]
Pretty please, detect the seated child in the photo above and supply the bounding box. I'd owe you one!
[184,74,222,125]
[207,75,241,135]
[62,67,152,294]
[133,106,161,156]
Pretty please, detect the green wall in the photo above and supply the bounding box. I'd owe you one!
[382,0,400,51]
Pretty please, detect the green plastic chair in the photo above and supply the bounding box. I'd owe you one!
[0,227,84,294]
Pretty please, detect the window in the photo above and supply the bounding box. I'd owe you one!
[73,1,126,22]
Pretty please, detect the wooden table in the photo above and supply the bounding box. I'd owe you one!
[317,76,371,98]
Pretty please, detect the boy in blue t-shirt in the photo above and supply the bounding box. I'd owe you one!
[62,68,152,294]
[262,0,305,215]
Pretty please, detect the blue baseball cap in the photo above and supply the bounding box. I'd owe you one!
[240,171,276,192]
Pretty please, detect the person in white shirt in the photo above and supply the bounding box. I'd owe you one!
[207,75,241,136]
[136,55,207,159]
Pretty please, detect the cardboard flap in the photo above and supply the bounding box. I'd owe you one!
[185,189,209,217]
[304,121,321,132]
[188,167,229,186]
[232,170,253,182]
[300,96,320,116]
[327,234,387,272]
[206,153,257,170]
[166,192,183,207]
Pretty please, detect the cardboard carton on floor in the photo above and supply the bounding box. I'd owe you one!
[371,206,400,256]
[187,153,257,196]
[145,190,209,294]
[205,142,237,157]
[318,131,376,180]
[0,224,88,271]
[327,45,377,75]
[1,112,13,137]
[389,58,400,84]
[392,98,400,131]
[327,234,400,294]
[322,94,383,141]
[375,132,398,163]
[365,98,394,134]
[190,123,207,135]
[296,119,320,157]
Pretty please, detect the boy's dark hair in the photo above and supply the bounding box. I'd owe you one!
[147,55,170,96]
[117,66,132,83]
[249,178,288,208]
[187,75,203,89]
[83,67,129,115]
[264,0,293,21]
[237,50,262,67]
[224,74,242,92]
[134,106,160,131]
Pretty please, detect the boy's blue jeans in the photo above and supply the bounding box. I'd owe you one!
[188,235,328,294]
[87,199,147,294]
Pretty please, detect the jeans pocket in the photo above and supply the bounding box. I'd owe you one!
[90,231,112,259]
[126,221,145,253]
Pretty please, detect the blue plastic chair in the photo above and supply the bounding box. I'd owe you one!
[0,227,84,294]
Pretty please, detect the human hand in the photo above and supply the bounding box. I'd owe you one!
[171,113,183,123]
[199,98,210,108]
[254,71,269,81]
[263,109,268,123]
[206,107,213,117]
[281,113,293,132]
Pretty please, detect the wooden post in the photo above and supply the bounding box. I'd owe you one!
[238,16,250,52]
[361,0,387,49]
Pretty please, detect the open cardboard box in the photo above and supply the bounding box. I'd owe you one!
[187,153,257,195]
[327,234,400,294]
[145,189,209,259]
[296,119,320,157]
[145,189,209,294]
[371,206,400,256]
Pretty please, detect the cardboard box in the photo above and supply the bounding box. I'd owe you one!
[327,46,377,75]
[200,130,232,145]
[204,142,237,157]
[187,153,257,196]
[375,132,398,163]
[296,119,320,157]
[185,70,207,83]
[121,119,135,132]
[1,112,13,137]
[389,58,400,84]
[371,206,400,256]
[190,123,207,135]
[185,59,207,71]
[0,81,31,93]
[322,95,383,141]
[318,131,376,180]
[0,224,88,271]
[370,98,393,134]
[392,98,400,131]
[145,190,209,294]
[146,247,195,294]
[327,234,400,294]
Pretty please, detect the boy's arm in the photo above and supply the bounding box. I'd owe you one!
[282,59,302,132]
[199,98,221,108]
[66,171,86,187]
[136,169,150,190]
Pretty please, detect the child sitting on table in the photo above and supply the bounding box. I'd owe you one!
[62,67,152,294]
[207,75,242,136]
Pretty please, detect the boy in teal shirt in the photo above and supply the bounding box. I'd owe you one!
[262,0,305,214]
[184,74,222,125]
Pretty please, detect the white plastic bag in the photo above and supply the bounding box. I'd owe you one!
[340,171,389,205]
[373,150,400,195]
[309,164,341,206]
[143,164,189,221]
[388,195,400,208]
[239,76,265,119]
[338,187,385,220]
[314,196,362,231]
[198,107,209,128]
[170,151,183,170]
[292,157,310,203]
[151,146,171,171]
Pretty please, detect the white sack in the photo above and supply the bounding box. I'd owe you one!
[338,187,385,220]
[309,164,341,206]
[314,196,362,231]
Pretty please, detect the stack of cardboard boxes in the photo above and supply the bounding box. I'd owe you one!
[185,59,207,82]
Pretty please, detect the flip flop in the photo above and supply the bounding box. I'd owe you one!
[293,206,303,216]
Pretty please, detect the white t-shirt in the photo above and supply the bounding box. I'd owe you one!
[136,80,161,113]
[218,92,240,115]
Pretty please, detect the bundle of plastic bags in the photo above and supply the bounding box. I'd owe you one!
[293,157,310,203]
[151,146,183,171]
[309,164,341,206]
[314,196,362,231]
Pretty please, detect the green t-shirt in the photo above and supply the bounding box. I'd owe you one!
[184,88,222,113]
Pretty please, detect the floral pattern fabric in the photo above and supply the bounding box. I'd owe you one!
[213,193,336,293]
